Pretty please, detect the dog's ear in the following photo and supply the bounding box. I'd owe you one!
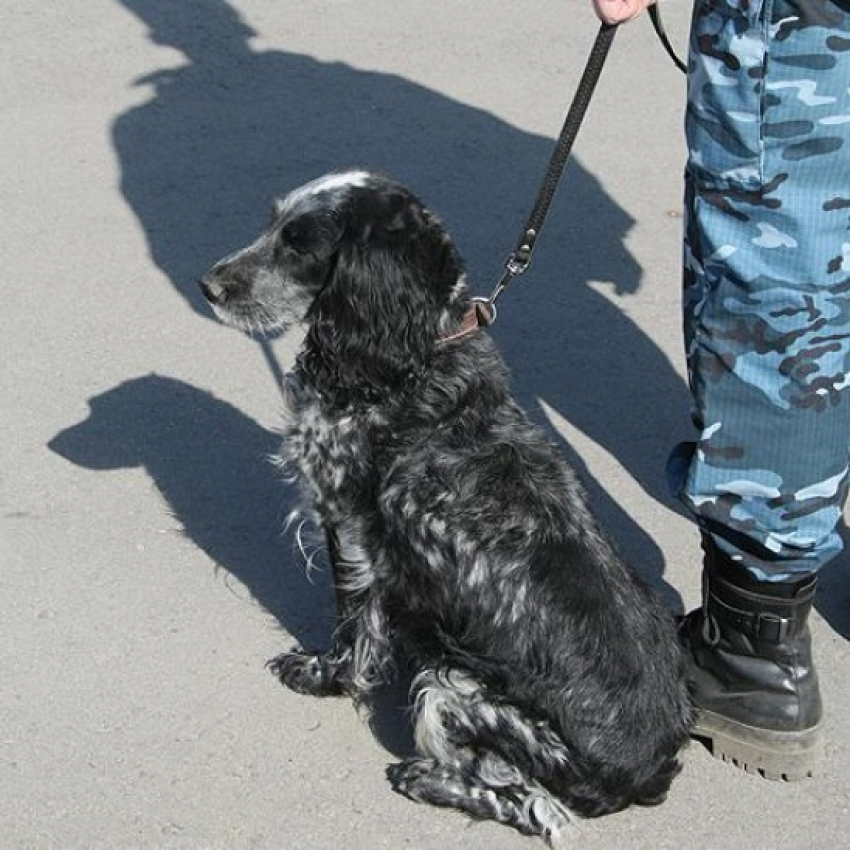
[305,195,464,399]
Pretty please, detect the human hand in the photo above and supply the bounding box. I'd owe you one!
[591,0,656,24]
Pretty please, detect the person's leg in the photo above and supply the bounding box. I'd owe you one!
[671,0,850,777]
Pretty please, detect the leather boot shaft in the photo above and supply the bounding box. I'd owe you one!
[685,562,821,733]
[681,543,823,780]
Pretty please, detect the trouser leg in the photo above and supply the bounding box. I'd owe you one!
[671,0,850,581]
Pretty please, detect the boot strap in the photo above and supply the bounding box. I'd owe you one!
[709,593,804,642]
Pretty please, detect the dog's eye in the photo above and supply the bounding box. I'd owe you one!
[276,213,339,266]
[280,221,310,255]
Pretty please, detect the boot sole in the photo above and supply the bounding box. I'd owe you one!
[692,708,822,781]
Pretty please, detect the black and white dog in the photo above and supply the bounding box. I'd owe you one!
[201,171,690,841]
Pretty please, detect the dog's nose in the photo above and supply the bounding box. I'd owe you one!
[199,278,225,304]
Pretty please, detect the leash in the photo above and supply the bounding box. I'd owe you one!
[649,4,688,75]
[473,22,620,326]
[470,11,686,329]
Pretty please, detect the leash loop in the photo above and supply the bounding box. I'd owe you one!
[649,5,688,75]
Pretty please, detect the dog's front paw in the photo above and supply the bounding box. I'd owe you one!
[387,758,443,800]
[267,648,345,697]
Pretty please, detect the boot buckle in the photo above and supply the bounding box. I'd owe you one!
[755,612,792,642]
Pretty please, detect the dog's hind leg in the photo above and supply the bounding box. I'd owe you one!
[411,671,640,819]
[410,668,575,781]
[270,522,392,697]
[388,668,571,842]
[388,756,569,842]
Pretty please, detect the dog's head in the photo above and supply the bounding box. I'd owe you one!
[200,170,470,398]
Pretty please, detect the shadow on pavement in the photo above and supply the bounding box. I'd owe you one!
[817,525,850,640]
[47,375,334,647]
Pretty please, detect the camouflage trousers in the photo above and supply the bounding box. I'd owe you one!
[669,0,850,579]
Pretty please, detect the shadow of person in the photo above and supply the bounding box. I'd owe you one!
[111,2,692,603]
[816,524,850,640]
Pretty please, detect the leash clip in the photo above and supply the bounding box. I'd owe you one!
[482,227,536,320]
[506,228,536,276]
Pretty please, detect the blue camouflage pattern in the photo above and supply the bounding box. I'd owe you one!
[670,0,850,578]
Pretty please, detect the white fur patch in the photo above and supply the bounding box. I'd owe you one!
[411,669,481,764]
[276,170,372,215]
[523,790,572,845]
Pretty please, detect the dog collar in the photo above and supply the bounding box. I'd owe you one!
[438,299,496,344]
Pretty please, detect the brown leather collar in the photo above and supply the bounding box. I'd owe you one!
[438,300,495,344]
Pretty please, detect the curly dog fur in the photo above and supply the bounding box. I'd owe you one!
[201,170,691,841]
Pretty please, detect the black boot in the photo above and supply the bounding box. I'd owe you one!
[680,546,822,780]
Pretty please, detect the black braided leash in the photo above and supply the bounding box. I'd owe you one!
[474,12,685,326]
[474,22,620,324]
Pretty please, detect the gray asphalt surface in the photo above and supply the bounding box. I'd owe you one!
[3,1,849,847]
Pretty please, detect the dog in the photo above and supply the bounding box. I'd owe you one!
[200,170,691,841]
